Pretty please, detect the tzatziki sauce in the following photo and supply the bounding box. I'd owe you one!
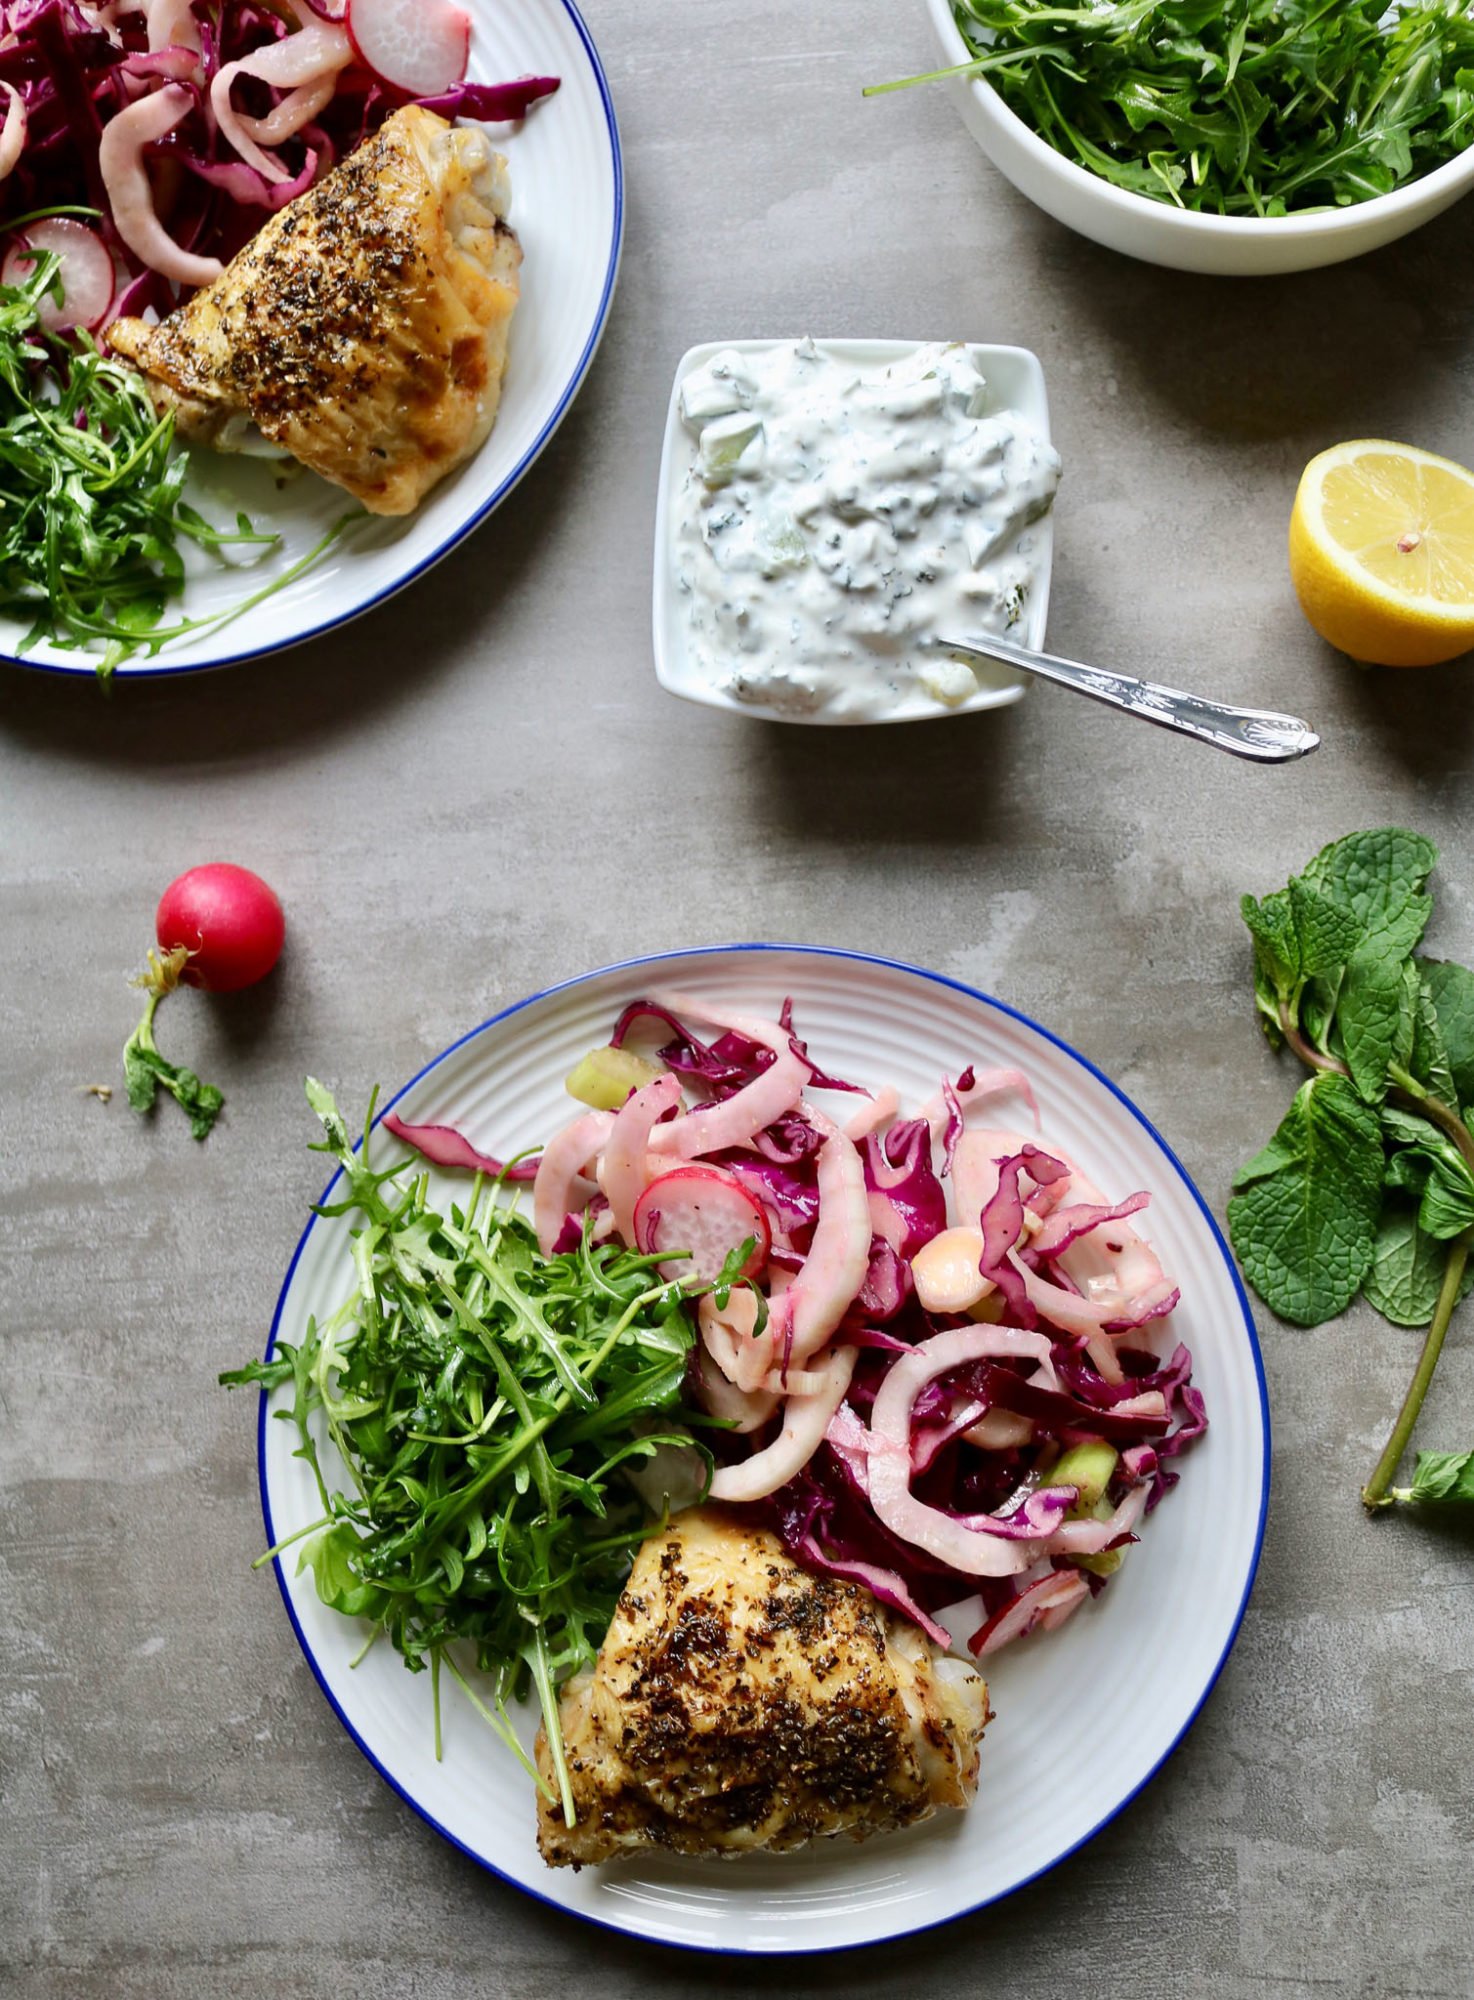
[671,340,1060,720]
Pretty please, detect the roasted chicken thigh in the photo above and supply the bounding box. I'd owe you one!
[536,1508,989,1865]
[109,106,520,515]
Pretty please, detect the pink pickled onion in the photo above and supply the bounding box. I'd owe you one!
[0,84,27,183]
[532,1110,613,1255]
[708,1345,857,1504]
[867,1326,1062,1578]
[211,21,352,183]
[603,1072,683,1247]
[768,1128,872,1373]
[98,86,224,289]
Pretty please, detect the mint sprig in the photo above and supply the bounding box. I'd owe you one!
[1228,829,1474,1508]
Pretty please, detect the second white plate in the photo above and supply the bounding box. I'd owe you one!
[255,944,1268,1954]
[11,0,622,680]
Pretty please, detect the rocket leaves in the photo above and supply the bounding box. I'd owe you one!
[891,3,1474,219]
[222,1083,728,1821]
[1229,829,1474,1506]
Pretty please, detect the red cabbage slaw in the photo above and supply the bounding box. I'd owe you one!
[389,991,1209,1663]
[0,0,558,326]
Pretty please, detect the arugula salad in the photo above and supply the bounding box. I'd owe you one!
[884,0,1474,216]
[223,1082,721,1822]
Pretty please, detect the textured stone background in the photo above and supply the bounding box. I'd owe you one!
[5,2,1474,1993]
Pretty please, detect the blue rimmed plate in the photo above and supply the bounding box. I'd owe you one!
[10,0,621,679]
[257,945,1268,1953]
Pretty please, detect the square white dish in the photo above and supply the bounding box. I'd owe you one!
[651,337,1054,726]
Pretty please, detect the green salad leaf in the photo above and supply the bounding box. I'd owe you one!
[223,1083,726,1819]
[1229,1074,1383,1326]
[873,1,1474,217]
[1390,1449,1474,1505]
[1229,829,1474,1509]
[0,248,359,679]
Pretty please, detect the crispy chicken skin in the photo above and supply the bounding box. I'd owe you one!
[536,1508,989,1866]
[108,106,520,515]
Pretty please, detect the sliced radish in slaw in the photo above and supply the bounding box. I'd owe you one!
[633,1165,771,1284]
[3,220,115,332]
[346,0,471,98]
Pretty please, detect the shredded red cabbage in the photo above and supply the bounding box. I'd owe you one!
[862,1116,947,1257]
[0,3,559,303]
[381,1111,539,1182]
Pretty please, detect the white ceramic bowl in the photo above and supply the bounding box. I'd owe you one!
[652,337,1053,725]
[926,0,1474,275]
[258,945,1268,1953]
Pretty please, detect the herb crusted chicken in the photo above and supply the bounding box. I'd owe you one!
[109,106,520,516]
[535,1508,990,1865]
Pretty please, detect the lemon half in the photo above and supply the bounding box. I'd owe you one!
[1289,439,1474,667]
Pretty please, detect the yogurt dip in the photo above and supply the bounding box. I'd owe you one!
[670,339,1060,720]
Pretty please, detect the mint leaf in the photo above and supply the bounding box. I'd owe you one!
[1402,1450,1474,1505]
[1363,1212,1472,1327]
[1288,874,1362,976]
[1421,959,1474,1113]
[1336,946,1416,1104]
[1228,1073,1384,1326]
[1242,888,1299,990]
[1380,1108,1474,1241]
[1300,827,1437,949]
[1300,971,1343,1058]
[1408,973,1458,1109]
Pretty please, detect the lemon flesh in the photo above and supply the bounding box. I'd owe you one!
[1289,440,1474,667]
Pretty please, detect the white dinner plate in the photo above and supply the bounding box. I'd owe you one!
[652,339,1053,724]
[258,945,1269,1954]
[11,0,621,679]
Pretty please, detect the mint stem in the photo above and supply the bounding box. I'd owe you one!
[1362,1229,1473,1510]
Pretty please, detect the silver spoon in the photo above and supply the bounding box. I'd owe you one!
[941,633,1320,763]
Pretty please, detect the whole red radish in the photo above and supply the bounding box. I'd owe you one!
[156,863,284,992]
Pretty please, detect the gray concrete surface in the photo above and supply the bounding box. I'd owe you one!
[5,3,1474,1993]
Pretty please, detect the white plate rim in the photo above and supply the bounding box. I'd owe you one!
[256,942,1271,1954]
[7,0,623,682]
[650,337,1053,726]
